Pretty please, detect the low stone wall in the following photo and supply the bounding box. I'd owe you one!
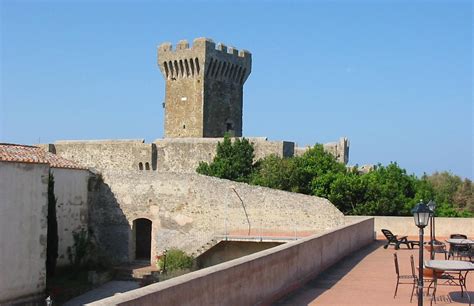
[345,216,474,238]
[89,217,374,306]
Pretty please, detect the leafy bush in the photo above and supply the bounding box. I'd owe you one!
[158,249,194,273]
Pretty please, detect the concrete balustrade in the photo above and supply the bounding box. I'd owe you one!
[346,216,474,239]
[89,217,374,306]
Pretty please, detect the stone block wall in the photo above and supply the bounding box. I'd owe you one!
[158,38,251,138]
[295,137,349,164]
[154,137,294,173]
[50,140,156,172]
[89,171,344,263]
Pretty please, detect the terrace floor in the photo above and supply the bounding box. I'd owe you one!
[273,239,473,306]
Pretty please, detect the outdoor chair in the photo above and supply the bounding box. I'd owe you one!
[393,253,417,302]
[448,234,469,260]
[425,241,449,259]
[382,229,415,250]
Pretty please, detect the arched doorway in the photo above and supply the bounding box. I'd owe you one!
[133,218,152,260]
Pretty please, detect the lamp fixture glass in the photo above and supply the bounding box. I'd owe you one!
[427,200,436,213]
[412,201,431,228]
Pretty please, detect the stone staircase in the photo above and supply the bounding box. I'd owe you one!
[192,238,221,258]
[113,260,159,285]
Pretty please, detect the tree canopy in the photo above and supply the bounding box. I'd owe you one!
[197,139,473,217]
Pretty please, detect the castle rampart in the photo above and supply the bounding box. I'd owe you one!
[89,170,344,261]
[41,136,348,174]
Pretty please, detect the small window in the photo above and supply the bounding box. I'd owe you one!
[195,57,200,74]
[145,162,150,170]
[139,162,144,170]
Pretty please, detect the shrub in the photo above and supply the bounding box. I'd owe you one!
[158,249,194,273]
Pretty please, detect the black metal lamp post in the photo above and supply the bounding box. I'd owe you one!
[427,200,437,260]
[412,201,431,306]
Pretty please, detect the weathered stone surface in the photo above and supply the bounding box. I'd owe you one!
[51,140,156,171]
[295,137,349,164]
[158,38,251,138]
[154,137,294,173]
[89,171,344,262]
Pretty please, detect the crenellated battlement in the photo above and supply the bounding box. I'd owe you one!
[158,38,251,84]
[157,38,252,138]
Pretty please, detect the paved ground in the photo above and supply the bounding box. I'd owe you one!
[273,240,473,306]
[63,281,139,306]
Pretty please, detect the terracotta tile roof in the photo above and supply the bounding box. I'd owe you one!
[0,143,87,170]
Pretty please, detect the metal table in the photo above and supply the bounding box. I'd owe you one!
[425,260,474,305]
[446,238,474,245]
[446,239,474,260]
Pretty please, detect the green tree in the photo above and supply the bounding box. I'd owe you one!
[349,163,417,216]
[423,172,473,217]
[250,155,300,192]
[197,135,255,182]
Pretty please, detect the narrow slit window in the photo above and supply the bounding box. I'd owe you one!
[139,162,144,170]
[184,59,190,77]
[190,58,195,76]
[211,59,217,77]
[169,61,174,78]
[145,162,150,170]
[224,62,230,77]
[164,62,169,78]
[195,58,200,74]
[214,61,222,77]
[239,68,247,84]
[179,60,184,77]
[174,61,179,78]
[236,67,243,82]
[206,58,213,77]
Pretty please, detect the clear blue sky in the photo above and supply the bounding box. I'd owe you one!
[1,0,472,179]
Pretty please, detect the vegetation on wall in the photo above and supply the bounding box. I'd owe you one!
[46,172,59,277]
[197,137,473,217]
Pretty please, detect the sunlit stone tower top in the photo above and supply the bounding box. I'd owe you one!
[158,38,252,138]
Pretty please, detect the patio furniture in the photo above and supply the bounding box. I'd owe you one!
[448,234,469,258]
[446,238,474,261]
[424,241,449,260]
[393,253,417,302]
[382,229,414,250]
[425,259,474,306]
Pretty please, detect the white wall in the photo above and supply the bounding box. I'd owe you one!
[0,162,49,303]
[52,168,89,266]
[346,216,474,238]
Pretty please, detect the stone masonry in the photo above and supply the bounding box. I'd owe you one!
[88,170,344,262]
[158,38,251,138]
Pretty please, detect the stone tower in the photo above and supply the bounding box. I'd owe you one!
[158,38,252,138]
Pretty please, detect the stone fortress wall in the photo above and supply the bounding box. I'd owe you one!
[43,136,348,175]
[41,137,347,262]
[87,170,344,262]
